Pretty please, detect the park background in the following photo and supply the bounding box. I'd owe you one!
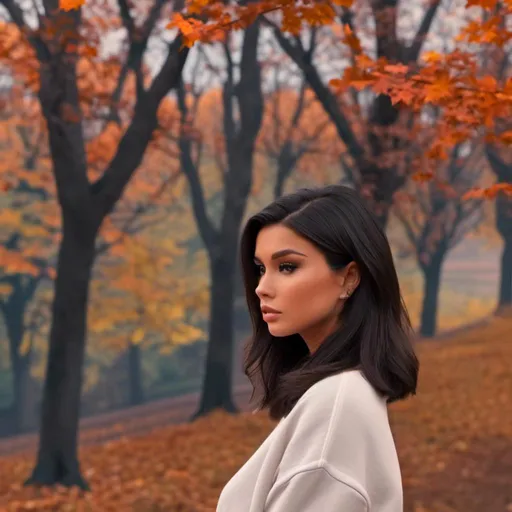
[0,0,511,510]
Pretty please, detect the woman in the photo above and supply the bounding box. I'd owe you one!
[217,185,419,512]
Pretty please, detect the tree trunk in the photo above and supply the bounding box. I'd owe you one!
[4,286,27,435]
[419,257,443,338]
[498,229,512,309]
[12,352,33,433]
[191,250,238,419]
[273,143,295,199]
[496,192,512,309]
[3,274,39,434]
[185,23,262,420]
[274,169,286,199]
[128,343,144,406]
[25,220,97,490]
[485,146,512,310]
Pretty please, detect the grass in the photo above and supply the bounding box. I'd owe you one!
[0,311,511,511]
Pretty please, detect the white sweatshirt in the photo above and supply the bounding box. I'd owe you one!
[216,369,403,512]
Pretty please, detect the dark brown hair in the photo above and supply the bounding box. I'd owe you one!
[240,185,419,420]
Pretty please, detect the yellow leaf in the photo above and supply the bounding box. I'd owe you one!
[20,225,48,238]
[0,209,22,227]
[131,328,145,345]
[19,332,31,356]
[170,324,204,344]
[0,283,13,297]
[90,318,113,334]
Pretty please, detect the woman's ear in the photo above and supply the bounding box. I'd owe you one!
[338,261,360,297]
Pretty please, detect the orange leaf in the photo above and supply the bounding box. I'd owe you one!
[465,0,498,8]
[462,183,512,200]
[59,0,84,10]
[412,170,434,182]
[424,74,453,102]
[341,24,362,53]
[81,45,98,58]
[499,130,512,144]
[389,88,417,106]
[477,75,498,92]
[383,63,409,75]
[422,51,443,63]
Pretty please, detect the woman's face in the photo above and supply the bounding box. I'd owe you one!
[254,223,358,354]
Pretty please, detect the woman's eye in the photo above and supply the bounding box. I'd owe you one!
[255,262,296,277]
[279,263,297,273]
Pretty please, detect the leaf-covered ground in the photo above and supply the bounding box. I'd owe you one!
[0,313,511,511]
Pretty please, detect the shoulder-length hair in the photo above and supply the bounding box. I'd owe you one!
[239,185,419,420]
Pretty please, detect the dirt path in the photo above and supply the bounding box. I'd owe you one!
[0,384,254,458]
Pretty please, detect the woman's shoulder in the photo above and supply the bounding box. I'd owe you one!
[303,368,384,402]
[296,369,388,424]
[278,369,396,477]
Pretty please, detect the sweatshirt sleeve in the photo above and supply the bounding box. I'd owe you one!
[265,465,369,512]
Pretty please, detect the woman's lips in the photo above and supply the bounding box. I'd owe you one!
[263,312,281,322]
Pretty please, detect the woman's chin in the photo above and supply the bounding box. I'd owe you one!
[267,324,293,337]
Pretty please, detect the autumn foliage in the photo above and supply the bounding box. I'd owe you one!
[60,0,511,200]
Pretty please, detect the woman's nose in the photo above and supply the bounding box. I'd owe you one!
[255,274,272,298]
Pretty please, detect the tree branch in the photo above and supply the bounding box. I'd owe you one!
[265,17,366,169]
[92,34,189,217]
[1,0,51,61]
[222,36,237,150]
[235,20,264,144]
[117,0,135,34]
[270,66,283,152]
[1,0,26,30]
[404,0,442,63]
[394,203,419,247]
[95,171,181,256]
[447,196,482,249]
[285,76,307,141]
[176,80,219,253]
[110,0,170,117]
[486,144,512,182]
[339,153,357,187]
[370,0,400,61]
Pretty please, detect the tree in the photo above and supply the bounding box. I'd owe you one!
[485,144,511,310]
[0,0,189,488]
[169,23,264,419]
[346,0,511,310]
[0,88,57,434]
[88,213,209,406]
[168,0,511,222]
[0,86,197,430]
[333,0,511,192]
[481,27,511,311]
[264,2,442,226]
[393,136,485,337]
[257,58,336,199]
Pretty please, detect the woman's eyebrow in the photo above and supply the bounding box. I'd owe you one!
[253,249,307,262]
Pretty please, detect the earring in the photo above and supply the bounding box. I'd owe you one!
[340,290,352,299]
